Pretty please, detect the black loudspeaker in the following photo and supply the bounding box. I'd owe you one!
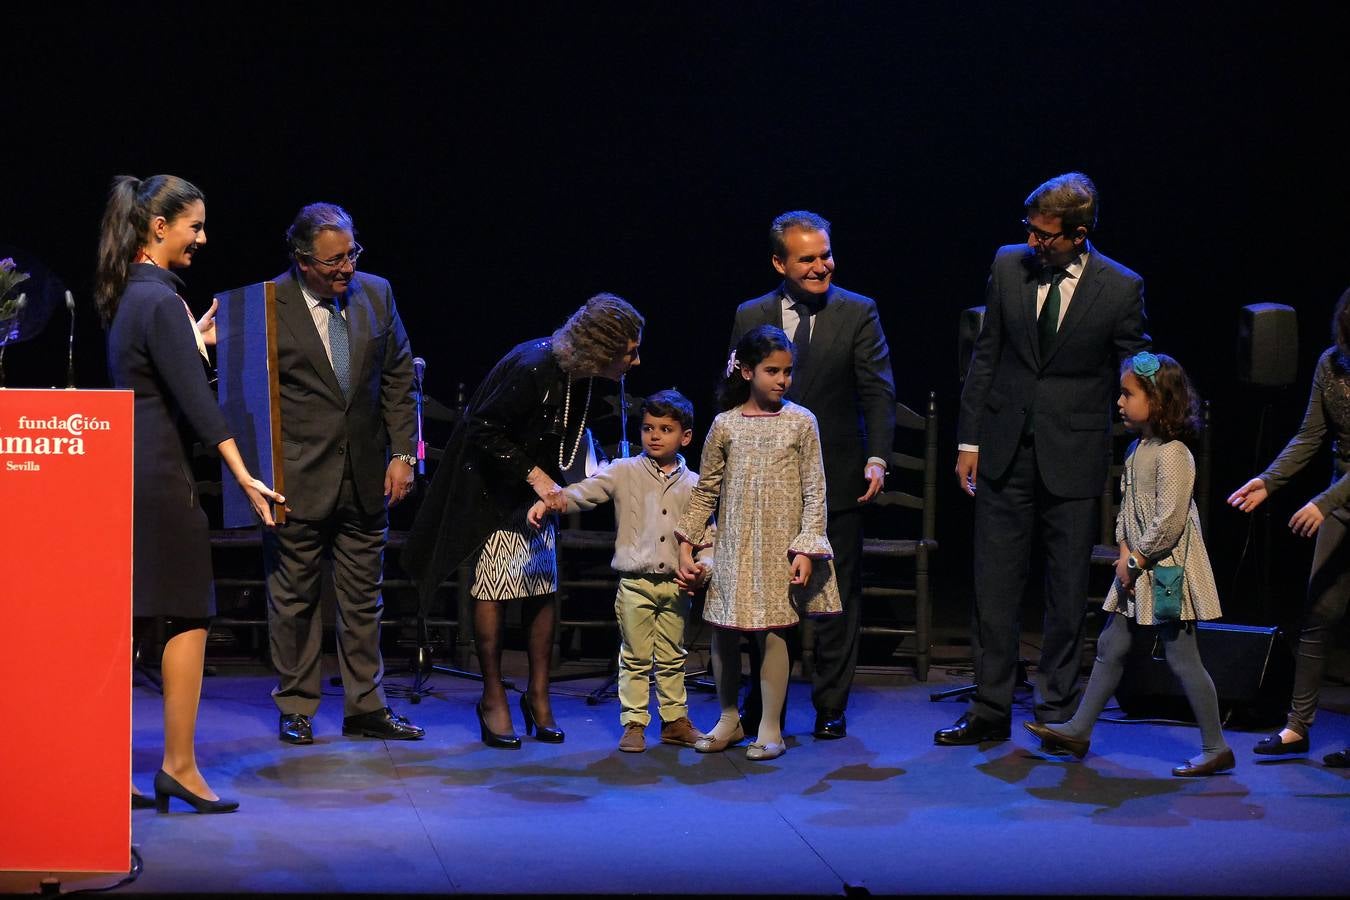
[957,306,986,382]
[1237,303,1298,388]
[1114,622,1294,727]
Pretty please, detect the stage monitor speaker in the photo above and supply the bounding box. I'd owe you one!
[1237,303,1298,388]
[958,305,986,382]
[1114,622,1293,727]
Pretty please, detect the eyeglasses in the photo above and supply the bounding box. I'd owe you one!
[303,241,364,269]
[1021,219,1066,245]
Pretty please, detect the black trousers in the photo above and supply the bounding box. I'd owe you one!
[264,467,389,718]
[742,507,864,722]
[1287,512,1350,733]
[969,436,1097,724]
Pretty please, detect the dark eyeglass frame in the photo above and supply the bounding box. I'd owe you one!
[302,240,364,269]
[1021,218,1068,245]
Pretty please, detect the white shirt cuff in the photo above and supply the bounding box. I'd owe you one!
[958,444,979,453]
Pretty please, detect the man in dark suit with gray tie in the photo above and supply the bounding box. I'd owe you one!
[265,202,424,744]
[729,210,896,739]
[936,173,1149,746]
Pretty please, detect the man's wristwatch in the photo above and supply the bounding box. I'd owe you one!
[393,453,417,467]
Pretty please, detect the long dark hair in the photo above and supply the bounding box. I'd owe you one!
[1122,352,1201,444]
[1331,286,1350,370]
[716,324,794,411]
[94,174,205,326]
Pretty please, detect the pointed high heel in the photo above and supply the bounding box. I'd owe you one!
[476,701,521,749]
[519,694,565,743]
[152,769,238,814]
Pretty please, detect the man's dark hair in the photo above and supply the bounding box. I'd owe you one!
[1025,172,1098,236]
[770,210,831,259]
[642,389,694,431]
[286,202,355,258]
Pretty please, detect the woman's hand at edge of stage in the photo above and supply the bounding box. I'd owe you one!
[1227,477,1268,513]
[789,553,812,586]
[241,477,285,527]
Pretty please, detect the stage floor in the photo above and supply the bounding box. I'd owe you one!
[10,652,1350,897]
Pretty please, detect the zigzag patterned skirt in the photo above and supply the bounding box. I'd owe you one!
[470,511,558,601]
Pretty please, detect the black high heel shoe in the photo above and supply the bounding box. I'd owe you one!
[153,769,239,814]
[476,702,522,749]
[519,694,565,743]
[132,791,156,810]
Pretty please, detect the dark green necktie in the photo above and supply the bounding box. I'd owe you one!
[1038,268,1067,355]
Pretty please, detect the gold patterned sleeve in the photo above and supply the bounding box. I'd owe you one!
[676,414,725,549]
[789,410,834,559]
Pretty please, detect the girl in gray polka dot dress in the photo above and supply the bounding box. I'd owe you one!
[1025,352,1233,777]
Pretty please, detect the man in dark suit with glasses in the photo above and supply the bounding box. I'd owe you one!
[937,173,1149,746]
[264,202,424,745]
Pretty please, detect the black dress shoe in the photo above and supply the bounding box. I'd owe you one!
[279,713,314,745]
[132,792,156,810]
[153,769,239,814]
[475,702,521,749]
[813,710,847,740]
[1322,748,1350,768]
[934,712,1011,746]
[1172,747,1236,777]
[519,694,565,743]
[1252,732,1309,755]
[343,707,425,740]
[1023,721,1090,759]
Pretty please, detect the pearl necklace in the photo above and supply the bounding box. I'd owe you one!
[558,376,593,470]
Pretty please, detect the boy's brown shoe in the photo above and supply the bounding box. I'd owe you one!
[659,716,705,748]
[619,722,646,753]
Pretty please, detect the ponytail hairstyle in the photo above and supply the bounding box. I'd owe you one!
[716,324,794,411]
[94,174,205,327]
[1122,352,1202,444]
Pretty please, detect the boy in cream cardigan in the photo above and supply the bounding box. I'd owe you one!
[528,390,711,752]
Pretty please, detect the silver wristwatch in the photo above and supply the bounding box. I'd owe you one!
[1125,554,1140,571]
[393,453,417,467]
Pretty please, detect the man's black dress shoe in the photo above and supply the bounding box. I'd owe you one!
[1023,721,1090,759]
[1172,747,1236,777]
[813,710,847,740]
[1322,748,1350,768]
[280,713,313,745]
[1252,732,1309,755]
[132,791,156,810]
[343,707,425,740]
[934,712,1011,746]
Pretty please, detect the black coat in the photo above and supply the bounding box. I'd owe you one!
[958,244,1149,499]
[402,338,573,607]
[730,285,897,513]
[107,265,231,617]
[271,269,416,520]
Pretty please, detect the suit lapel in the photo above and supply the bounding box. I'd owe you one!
[794,287,847,397]
[274,271,346,402]
[1019,254,1043,369]
[342,274,373,405]
[1041,251,1105,369]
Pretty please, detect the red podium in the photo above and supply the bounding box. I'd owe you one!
[0,389,132,875]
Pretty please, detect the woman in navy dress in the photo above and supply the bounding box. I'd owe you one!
[95,174,283,813]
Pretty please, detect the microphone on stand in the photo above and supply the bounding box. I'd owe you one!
[65,291,76,389]
[412,356,427,475]
[616,375,632,458]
